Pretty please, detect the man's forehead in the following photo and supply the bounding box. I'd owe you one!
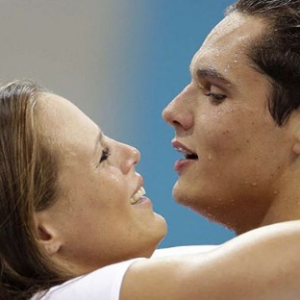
[190,12,265,71]
[208,12,247,43]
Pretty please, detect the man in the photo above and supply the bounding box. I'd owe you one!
[163,0,300,235]
[122,1,300,298]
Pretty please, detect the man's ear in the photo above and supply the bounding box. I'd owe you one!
[33,212,62,256]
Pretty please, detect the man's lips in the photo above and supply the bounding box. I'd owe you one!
[172,139,198,174]
[172,139,198,160]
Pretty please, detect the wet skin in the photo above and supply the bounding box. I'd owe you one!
[34,93,167,275]
[163,12,300,234]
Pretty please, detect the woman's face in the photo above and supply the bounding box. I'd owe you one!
[35,93,166,274]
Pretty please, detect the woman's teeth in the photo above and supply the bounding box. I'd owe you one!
[130,187,146,205]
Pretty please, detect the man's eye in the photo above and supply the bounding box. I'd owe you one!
[99,148,110,163]
[205,92,227,104]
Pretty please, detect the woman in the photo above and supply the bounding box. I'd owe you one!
[1,80,300,300]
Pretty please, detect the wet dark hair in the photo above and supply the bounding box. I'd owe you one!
[228,0,300,126]
[0,81,69,299]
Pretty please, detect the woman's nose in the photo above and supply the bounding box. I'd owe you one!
[120,144,140,174]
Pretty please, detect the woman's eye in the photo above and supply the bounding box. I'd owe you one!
[99,148,110,163]
[205,92,227,104]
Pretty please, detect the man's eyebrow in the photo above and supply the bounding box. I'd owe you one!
[195,68,235,88]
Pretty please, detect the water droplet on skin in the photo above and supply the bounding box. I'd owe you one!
[224,63,231,73]
[273,191,278,195]
[232,52,239,64]
[251,182,257,187]
[208,155,212,160]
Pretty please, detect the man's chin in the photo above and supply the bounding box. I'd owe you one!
[172,181,196,207]
[172,179,218,213]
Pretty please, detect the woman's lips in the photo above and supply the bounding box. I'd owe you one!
[130,186,146,205]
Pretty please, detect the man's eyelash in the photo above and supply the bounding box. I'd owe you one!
[99,148,110,163]
[196,81,227,104]
[205,92,227,103]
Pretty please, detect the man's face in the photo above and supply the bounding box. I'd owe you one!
[163,12,296,233]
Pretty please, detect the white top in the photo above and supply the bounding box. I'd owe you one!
[32,245,217,300]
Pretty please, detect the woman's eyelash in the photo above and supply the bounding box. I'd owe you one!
[205,92,227,103]
[99,148,110,163]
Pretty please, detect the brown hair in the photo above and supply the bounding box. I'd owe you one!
[0,80,69,299]
[227,0,300,126]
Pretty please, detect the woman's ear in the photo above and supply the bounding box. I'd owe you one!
[292,132,300,156]
[33,212,62,256]
[292,142,300,156]
[290,111,300,156]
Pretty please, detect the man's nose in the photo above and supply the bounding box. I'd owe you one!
[162,86,194,131]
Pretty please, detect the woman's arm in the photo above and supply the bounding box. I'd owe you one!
[121,221,300,300]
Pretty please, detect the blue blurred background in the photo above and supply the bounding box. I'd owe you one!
[111,0,236,247]
[0,0,235,247]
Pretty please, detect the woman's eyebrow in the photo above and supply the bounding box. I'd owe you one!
[94,130,103,152]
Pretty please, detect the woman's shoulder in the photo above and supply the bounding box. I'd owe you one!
[31,258,145,300]
[31,246,217,299]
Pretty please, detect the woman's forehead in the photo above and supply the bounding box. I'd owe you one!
[36,93,99,152]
